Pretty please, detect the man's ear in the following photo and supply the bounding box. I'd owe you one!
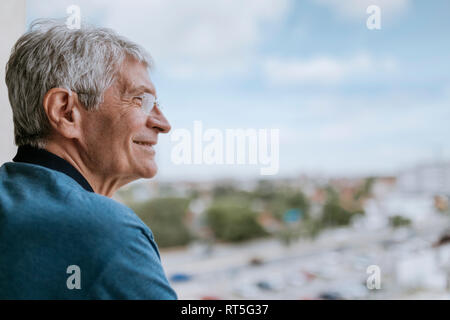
[42,88,82,139]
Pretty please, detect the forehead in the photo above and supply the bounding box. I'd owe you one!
[117,57,156,96]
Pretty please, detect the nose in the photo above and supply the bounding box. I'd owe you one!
[146,106,171,134]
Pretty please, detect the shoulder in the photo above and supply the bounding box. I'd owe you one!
[69,189,154,240]
[1,161,154,247]
[57,177,158,255]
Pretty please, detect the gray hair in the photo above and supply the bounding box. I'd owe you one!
[5,19,152,148]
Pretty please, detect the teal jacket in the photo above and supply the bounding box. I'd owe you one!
[0,146,177,299]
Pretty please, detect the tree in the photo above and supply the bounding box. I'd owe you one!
[389,215,412,228]
[320,186,364,228]
[131,197,193,248]
[354,177,375,201]
[205,204,268,242]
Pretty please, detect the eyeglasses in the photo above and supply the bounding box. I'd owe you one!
[133,93,160,115]
[67,89,161,115]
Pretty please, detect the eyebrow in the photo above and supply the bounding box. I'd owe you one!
[127,85,156,96]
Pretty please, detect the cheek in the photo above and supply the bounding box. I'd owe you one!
[85,110,147,166]
[118,115,147,153]
[126,112,147,136]
[104,112,139,147]
[83,114,122,160]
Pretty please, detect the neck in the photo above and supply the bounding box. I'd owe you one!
[44,140,130,197]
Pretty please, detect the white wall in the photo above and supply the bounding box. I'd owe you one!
[0,0,26,164]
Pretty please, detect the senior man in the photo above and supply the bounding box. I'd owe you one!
[0,20,177,299]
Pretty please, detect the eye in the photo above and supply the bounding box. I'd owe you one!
[132,96,144,107]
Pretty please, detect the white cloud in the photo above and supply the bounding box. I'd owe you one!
[27,0,291,80]
[100,0,291,79]
[272,93,450,176]
[262,53,397,86]
[313,0,410,21]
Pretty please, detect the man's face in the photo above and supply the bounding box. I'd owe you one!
[79,57,171,182]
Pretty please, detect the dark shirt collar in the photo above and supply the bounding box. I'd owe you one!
[13,145,94,193]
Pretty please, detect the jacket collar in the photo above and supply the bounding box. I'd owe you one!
[13,145,94,193]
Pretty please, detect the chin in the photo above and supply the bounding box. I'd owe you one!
[139,162,158,179]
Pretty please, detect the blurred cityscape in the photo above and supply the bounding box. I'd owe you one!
[116,159,450,299]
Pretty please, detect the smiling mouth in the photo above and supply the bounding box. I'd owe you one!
[133,141,154,146]
[133,140,156,152]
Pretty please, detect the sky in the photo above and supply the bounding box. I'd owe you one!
[26,0,450,181]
